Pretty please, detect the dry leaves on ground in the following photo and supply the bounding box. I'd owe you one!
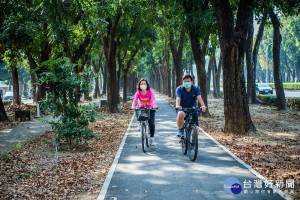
[0,103,132,199]
[159,93,300,200]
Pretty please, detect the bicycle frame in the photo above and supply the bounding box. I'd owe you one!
[134,107,155,153]
[178,107,201,161]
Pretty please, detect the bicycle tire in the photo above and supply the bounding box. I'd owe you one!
[181,128,188,155]
[188,125,198,161]
[141,123,148,153]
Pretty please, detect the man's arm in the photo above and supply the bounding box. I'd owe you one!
[197,95,207,112]
[176,97,182,110]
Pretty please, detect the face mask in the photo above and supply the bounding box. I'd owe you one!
[183,82,191,88]
[140,85,147,90]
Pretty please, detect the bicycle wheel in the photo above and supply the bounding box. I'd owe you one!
[141,123,148,153]
[188,125,198,161]
[181,128,188,155]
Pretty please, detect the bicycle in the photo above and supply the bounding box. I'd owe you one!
[176,107,202,161]
[133,107,157,153]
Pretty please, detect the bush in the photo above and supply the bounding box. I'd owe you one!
[2,100,12,105]
[38,58,95,146]
[268,83,300,90]
[257,95,300,110]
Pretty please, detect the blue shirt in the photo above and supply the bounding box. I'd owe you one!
[176,85,201,111]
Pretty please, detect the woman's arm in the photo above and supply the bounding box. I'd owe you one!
[131,92,139,108]
[149,90,157,107]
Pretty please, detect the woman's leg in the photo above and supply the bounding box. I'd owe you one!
[148,110,156,137]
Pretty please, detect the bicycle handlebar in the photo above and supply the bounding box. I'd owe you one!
[131,107,158,111]
[175,107,205,112]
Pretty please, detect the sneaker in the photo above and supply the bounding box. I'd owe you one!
[177,128,184,137]
[149,137,155,146]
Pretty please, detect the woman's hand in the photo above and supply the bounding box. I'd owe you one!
[153,105,158,109]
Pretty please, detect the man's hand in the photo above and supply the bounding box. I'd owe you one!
[200,106,207,112]
[176,106,182,110]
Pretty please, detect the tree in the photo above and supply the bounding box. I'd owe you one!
[183,0,215,113]
[269,9,287,110]
[38,58,95,145]
[102,14,121,113]
[212,0,255,133]
[251,13,267,103]
[0,95,8,122]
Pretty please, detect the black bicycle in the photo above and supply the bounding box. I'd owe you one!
[134,107,157,153]
[176,107,202,161]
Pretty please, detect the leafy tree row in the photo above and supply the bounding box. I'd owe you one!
[0,0,299,135]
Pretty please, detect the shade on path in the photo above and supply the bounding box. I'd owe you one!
[99,94,286,200]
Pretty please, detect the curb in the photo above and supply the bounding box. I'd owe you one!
[159,93,292,200]
[97,113,135,200]
[199,127,292,200]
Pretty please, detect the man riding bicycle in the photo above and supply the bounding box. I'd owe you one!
[176,74,207,137]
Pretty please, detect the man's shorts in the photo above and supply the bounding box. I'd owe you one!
[176,110,199,126]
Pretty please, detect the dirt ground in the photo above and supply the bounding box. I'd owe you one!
[0,103,132,199]
[160,93,300,200]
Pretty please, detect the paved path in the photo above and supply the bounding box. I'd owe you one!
[100,94,285,200]
[0,118,51,152]
[0,99,101,152]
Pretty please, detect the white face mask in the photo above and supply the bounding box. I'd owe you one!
[140,85,147,90]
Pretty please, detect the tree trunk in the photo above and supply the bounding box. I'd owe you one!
[269,9,287,110]
[212,0,255,134]
[172,67,176,98]
[0,96,8,121]
[169,29,185,88]
[94,77,100,98]
[12,65,21,105]
[284,52,291,82]
[163,40,169,95]
[123,70,128,103]
[207,52,214,95]
[102,14,121,113]
[246,12,254,103]
[25,50,38,102]
[212,51,221,98]
[116,51,122,104]
[92,57,101,98]
[189,30,210,112]
[252,13,267,103]
[102,62,107,95]
[107,42,118,112]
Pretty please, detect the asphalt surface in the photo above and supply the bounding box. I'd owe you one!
[102,94,285,200]
[0,117,51,152]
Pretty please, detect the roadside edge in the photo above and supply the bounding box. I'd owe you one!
[159,93,292,200]
[97,113,135,200]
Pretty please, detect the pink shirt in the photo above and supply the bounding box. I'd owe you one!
[132,90,157,108]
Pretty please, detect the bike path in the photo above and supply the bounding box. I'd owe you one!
[101,94,285,200]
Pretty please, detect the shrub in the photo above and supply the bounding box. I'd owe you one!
[2,100,12,105]
[257,95,300,110]
[268,83,300,90]
[38,58,95,146]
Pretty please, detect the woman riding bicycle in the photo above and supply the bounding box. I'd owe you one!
[131,78,157,146]
[175,74,207,137]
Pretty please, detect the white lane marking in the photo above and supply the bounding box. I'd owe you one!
[97,114,135,200]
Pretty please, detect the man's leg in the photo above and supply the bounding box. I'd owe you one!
[192,113,199,135]
[177,111,185,137]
